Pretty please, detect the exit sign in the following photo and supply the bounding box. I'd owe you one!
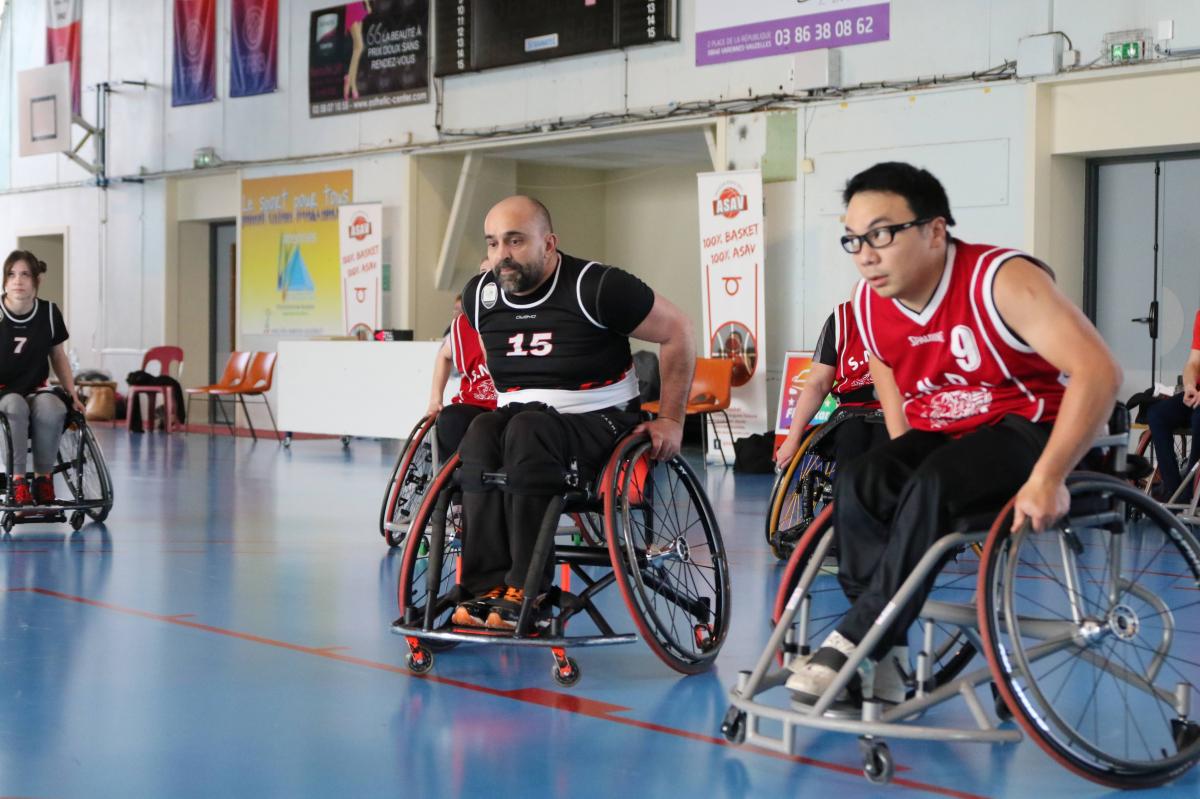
[1110,41,1143,61]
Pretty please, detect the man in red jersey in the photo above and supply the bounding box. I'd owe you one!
[787,162,1121,706]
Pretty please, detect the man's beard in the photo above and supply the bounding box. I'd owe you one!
[493,256,543,294]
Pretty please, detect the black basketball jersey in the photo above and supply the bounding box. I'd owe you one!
[462,252,654,413]
[0,298,68,396]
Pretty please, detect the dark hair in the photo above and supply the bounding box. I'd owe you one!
[3,250,46,289]
[842,162,956,226]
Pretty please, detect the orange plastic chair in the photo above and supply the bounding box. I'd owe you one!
[185,351,251,436]
[125,346,185,433]
[210,351,279,441]
[643,357,735,466]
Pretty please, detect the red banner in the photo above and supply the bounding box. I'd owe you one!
[173,0,217,106]
[46,0,82,115]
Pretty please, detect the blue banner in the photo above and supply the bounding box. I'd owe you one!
[231,0,278,98]
[172,0,216,106]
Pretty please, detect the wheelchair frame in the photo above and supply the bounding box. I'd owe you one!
[0,408,114,532]
[725,420,1200,788]
[378,413,440,547]
[390,432,730,686]
[765,407,883,560]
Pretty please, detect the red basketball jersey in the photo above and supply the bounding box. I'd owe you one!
[853,240,1065,434]
[832,300,878,408]
[450,313,497,409]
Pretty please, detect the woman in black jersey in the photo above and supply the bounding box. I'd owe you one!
[0,251,84,507]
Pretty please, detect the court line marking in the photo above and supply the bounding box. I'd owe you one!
[8,587,989,799]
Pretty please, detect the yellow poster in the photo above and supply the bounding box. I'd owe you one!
[240,170,353,336]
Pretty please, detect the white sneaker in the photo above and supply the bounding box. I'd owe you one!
[786,630,858,703]
[871,645,909,705]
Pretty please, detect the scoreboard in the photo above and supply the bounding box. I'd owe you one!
[435,0,677,77]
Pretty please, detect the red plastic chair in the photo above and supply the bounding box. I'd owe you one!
[125,346,185,433]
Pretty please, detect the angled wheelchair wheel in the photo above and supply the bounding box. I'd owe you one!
[57,420,114,523]
[765,427,836,561]
[603,435,730,673]
[379,415,436,547]
[771,503,977,689]
[979,474,1200,788]
[395,455,462,650]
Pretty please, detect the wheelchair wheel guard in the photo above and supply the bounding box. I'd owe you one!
[379,414,436,547]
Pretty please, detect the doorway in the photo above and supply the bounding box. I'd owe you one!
[209,221,237,421]
[1087,154,1200,400]
[15,232,65,312]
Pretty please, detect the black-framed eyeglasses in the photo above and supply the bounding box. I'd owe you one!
[840,218,933,254]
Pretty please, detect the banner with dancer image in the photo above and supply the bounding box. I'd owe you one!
[231,0,279,98]
[45,0,82,115]
[240,170,353,337]
[308,0,429,118]
[172,0,217,106]
[697,170,768,462]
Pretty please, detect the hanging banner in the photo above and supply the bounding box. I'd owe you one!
[774,351,837,447]
[308,0,429,118]
[697,170,768,462]
[695,0,890,66]
[240,170,353,337]
[338,203,383,339]
[172,0,217,106]
[45,0,82,116]
[231,0,279,98]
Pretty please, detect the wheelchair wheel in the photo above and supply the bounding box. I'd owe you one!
[603,434,730,673]
[395,456,462,650]
[57,420,113,523]
[379,415,436,547]
[771,503,978,690]
[765,427,836,561]
[979,474,1200,788]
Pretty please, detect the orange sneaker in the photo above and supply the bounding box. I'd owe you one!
[451,586,506,627]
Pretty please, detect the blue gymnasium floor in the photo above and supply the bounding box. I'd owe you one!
[1,427,1198,798]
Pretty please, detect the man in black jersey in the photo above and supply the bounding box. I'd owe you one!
[451,195,695,630]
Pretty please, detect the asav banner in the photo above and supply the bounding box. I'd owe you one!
[338,203,383,338]
[697,170,768,462]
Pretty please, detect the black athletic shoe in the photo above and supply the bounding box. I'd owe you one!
[451,586,505,627]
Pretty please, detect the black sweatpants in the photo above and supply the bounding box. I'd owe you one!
[435,403,490,457]
[818,411,890,474]
[456,403,640,595]
[833,415,1051,658]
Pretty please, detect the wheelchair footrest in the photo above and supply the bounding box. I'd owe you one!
[388,621,637,649]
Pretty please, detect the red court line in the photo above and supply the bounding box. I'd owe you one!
[10,587,988,799]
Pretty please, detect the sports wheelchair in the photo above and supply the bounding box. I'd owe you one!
[389,431,730,686]
[765,408,884,560]
[725,406,1200,789]
[1133,426,1200,528]
[0,405,114,532]
[378,414,439,547]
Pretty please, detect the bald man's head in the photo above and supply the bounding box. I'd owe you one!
[484,195,559,295]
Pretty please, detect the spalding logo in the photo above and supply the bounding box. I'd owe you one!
[712,186,748,219]
[481,282,498,309]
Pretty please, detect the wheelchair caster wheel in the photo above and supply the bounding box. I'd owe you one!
[859,738,893,785]
[70,512,85,531]
[551,654,580,687]
[721,706,746,744]
[406,645,434,674]
[2,512,13,533]
[694,623,716,652]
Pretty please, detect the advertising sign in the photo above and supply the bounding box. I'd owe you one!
[775,351,836,445]
[695,0,890,66]
[45,0,81,114]
[240,170,353,337]
[697,170,768,462]
[309,0,429,117]
[338,203,383,339]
